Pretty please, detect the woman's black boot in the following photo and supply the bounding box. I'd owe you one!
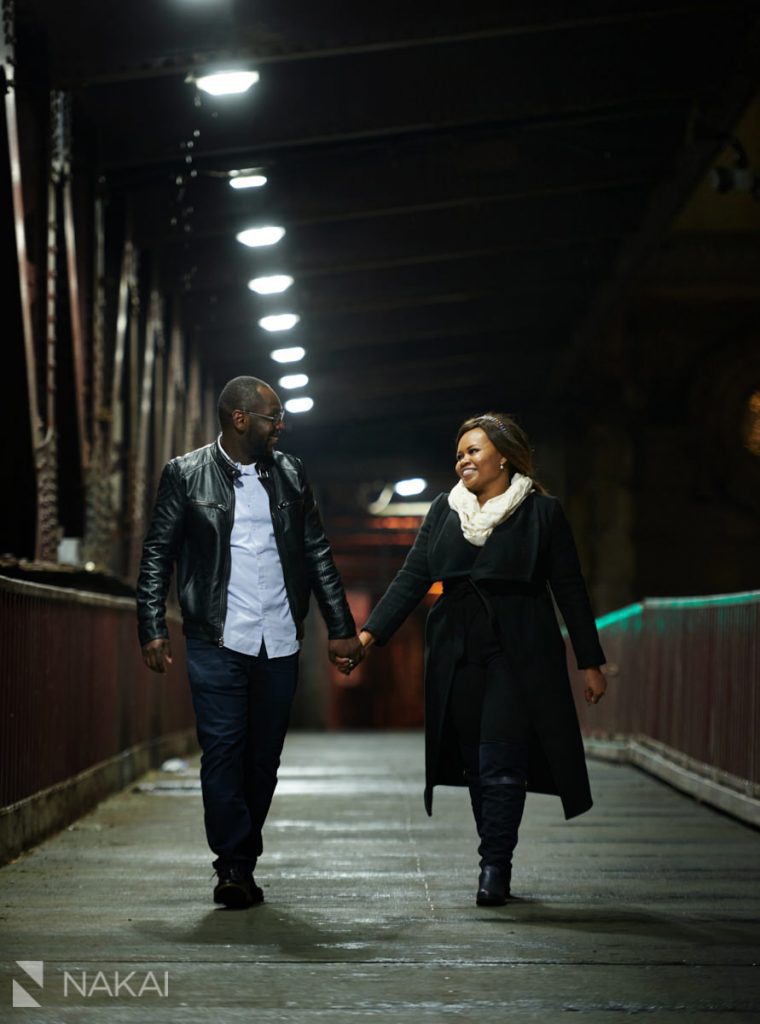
[476,740,529,906]
[476,865,511,906]
[460,743,483,834]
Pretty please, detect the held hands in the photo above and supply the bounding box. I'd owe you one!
[328,634,365,675]
[141,637,173,674]
[583,666,607,705]
[331,631,375,676]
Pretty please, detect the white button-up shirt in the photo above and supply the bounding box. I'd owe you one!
[218,437,299,658]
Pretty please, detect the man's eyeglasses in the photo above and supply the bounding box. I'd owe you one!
[242,408,285,425]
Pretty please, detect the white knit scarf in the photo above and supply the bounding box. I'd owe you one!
[447,472,534,546]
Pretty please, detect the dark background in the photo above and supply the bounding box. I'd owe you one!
[2,0,760,616]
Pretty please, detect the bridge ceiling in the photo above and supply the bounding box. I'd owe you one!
[17,0,760,485]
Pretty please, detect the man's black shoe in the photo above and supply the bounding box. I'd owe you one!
[213,867,264,908]
[248,876,264,905]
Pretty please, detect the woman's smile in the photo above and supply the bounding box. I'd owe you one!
[455,427,507,504]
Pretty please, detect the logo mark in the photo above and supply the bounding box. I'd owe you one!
[13,961,44,1008]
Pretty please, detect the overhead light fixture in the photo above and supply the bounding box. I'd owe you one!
[394,478,427,497]
[278,373,308,389]
[229,173,267,190]
[368,483,432,517]
[259,313,299,332]
[270,347,305,363]
[194,70,259,96]
[248,275,293,295]
[285,397,314,414]
[236,226,285,248]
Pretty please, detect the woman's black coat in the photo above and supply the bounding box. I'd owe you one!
[364,492,605,820]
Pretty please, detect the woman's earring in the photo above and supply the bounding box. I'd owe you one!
[500,463,506,471]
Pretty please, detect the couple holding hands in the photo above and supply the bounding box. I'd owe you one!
[137,376,606,910]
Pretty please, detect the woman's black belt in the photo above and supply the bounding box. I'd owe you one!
[442,577,545,598]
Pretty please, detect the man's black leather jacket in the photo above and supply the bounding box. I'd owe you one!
[136,441,355,647]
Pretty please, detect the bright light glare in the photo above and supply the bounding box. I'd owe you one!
[236,226,285,248]
[395,478,427,497]
[278,374,309,389]
[270,347,305,364]
[195,71,259,96]
[285,397,314,414]
[248,275,293,295]
[259,313,300,332]
[229,175,267,190]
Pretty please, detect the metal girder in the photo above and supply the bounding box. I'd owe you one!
[1,0,54,561]
[3,49,91,562]
[161,299,185,469]
[100,96,695,175]
[142,174,654,247]
[83,195,114,568]
[124,239,141,574]
[51,5,740,88]
[128,287,161,579]
[35,91,63,563]
[103,100,689,195]
[152,298,166,494]
[59,91,90,475]
[106,222,137,566]
[179,235,624,294]
[184,341,202,455]
[548,16,760,398]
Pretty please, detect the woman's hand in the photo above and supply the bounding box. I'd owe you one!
[358,630,375,650]
[583,666,607,705]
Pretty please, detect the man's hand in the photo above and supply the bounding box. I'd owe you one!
[142,637,173,674]
[583,666,607,705]
[329,635,364,676]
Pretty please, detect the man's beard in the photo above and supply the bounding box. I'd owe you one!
[250,434,276,461]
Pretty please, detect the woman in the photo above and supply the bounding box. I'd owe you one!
[344,413,607,906]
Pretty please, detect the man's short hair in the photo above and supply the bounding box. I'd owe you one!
[217,376,271,427]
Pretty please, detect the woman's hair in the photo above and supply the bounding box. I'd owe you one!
[455,412,548,495]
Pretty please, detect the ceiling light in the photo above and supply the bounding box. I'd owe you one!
[229,174,267,190]
[278,374,308,389]
[194,71,259,96]
[285,397,314,414]
[236,226,285,248]
[270,347,305,363]
[248,275,293,295]
[259,313,299,332]
[394,478,427,497]
[367,483,431,516]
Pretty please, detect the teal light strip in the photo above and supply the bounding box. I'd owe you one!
[592,590,760,632]
[595,603,644,631]
[645,590,760,610]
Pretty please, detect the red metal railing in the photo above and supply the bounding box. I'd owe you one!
[0,576,194,809]
[570,590,760,786]
[3,574,757,813]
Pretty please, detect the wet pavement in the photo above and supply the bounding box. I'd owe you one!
[1,732,759,1022]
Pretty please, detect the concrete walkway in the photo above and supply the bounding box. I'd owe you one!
[1,732,759,1022]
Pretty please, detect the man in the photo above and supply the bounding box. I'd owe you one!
[136,375,363,908]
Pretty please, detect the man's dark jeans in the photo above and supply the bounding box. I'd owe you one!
[185,638,299,872]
